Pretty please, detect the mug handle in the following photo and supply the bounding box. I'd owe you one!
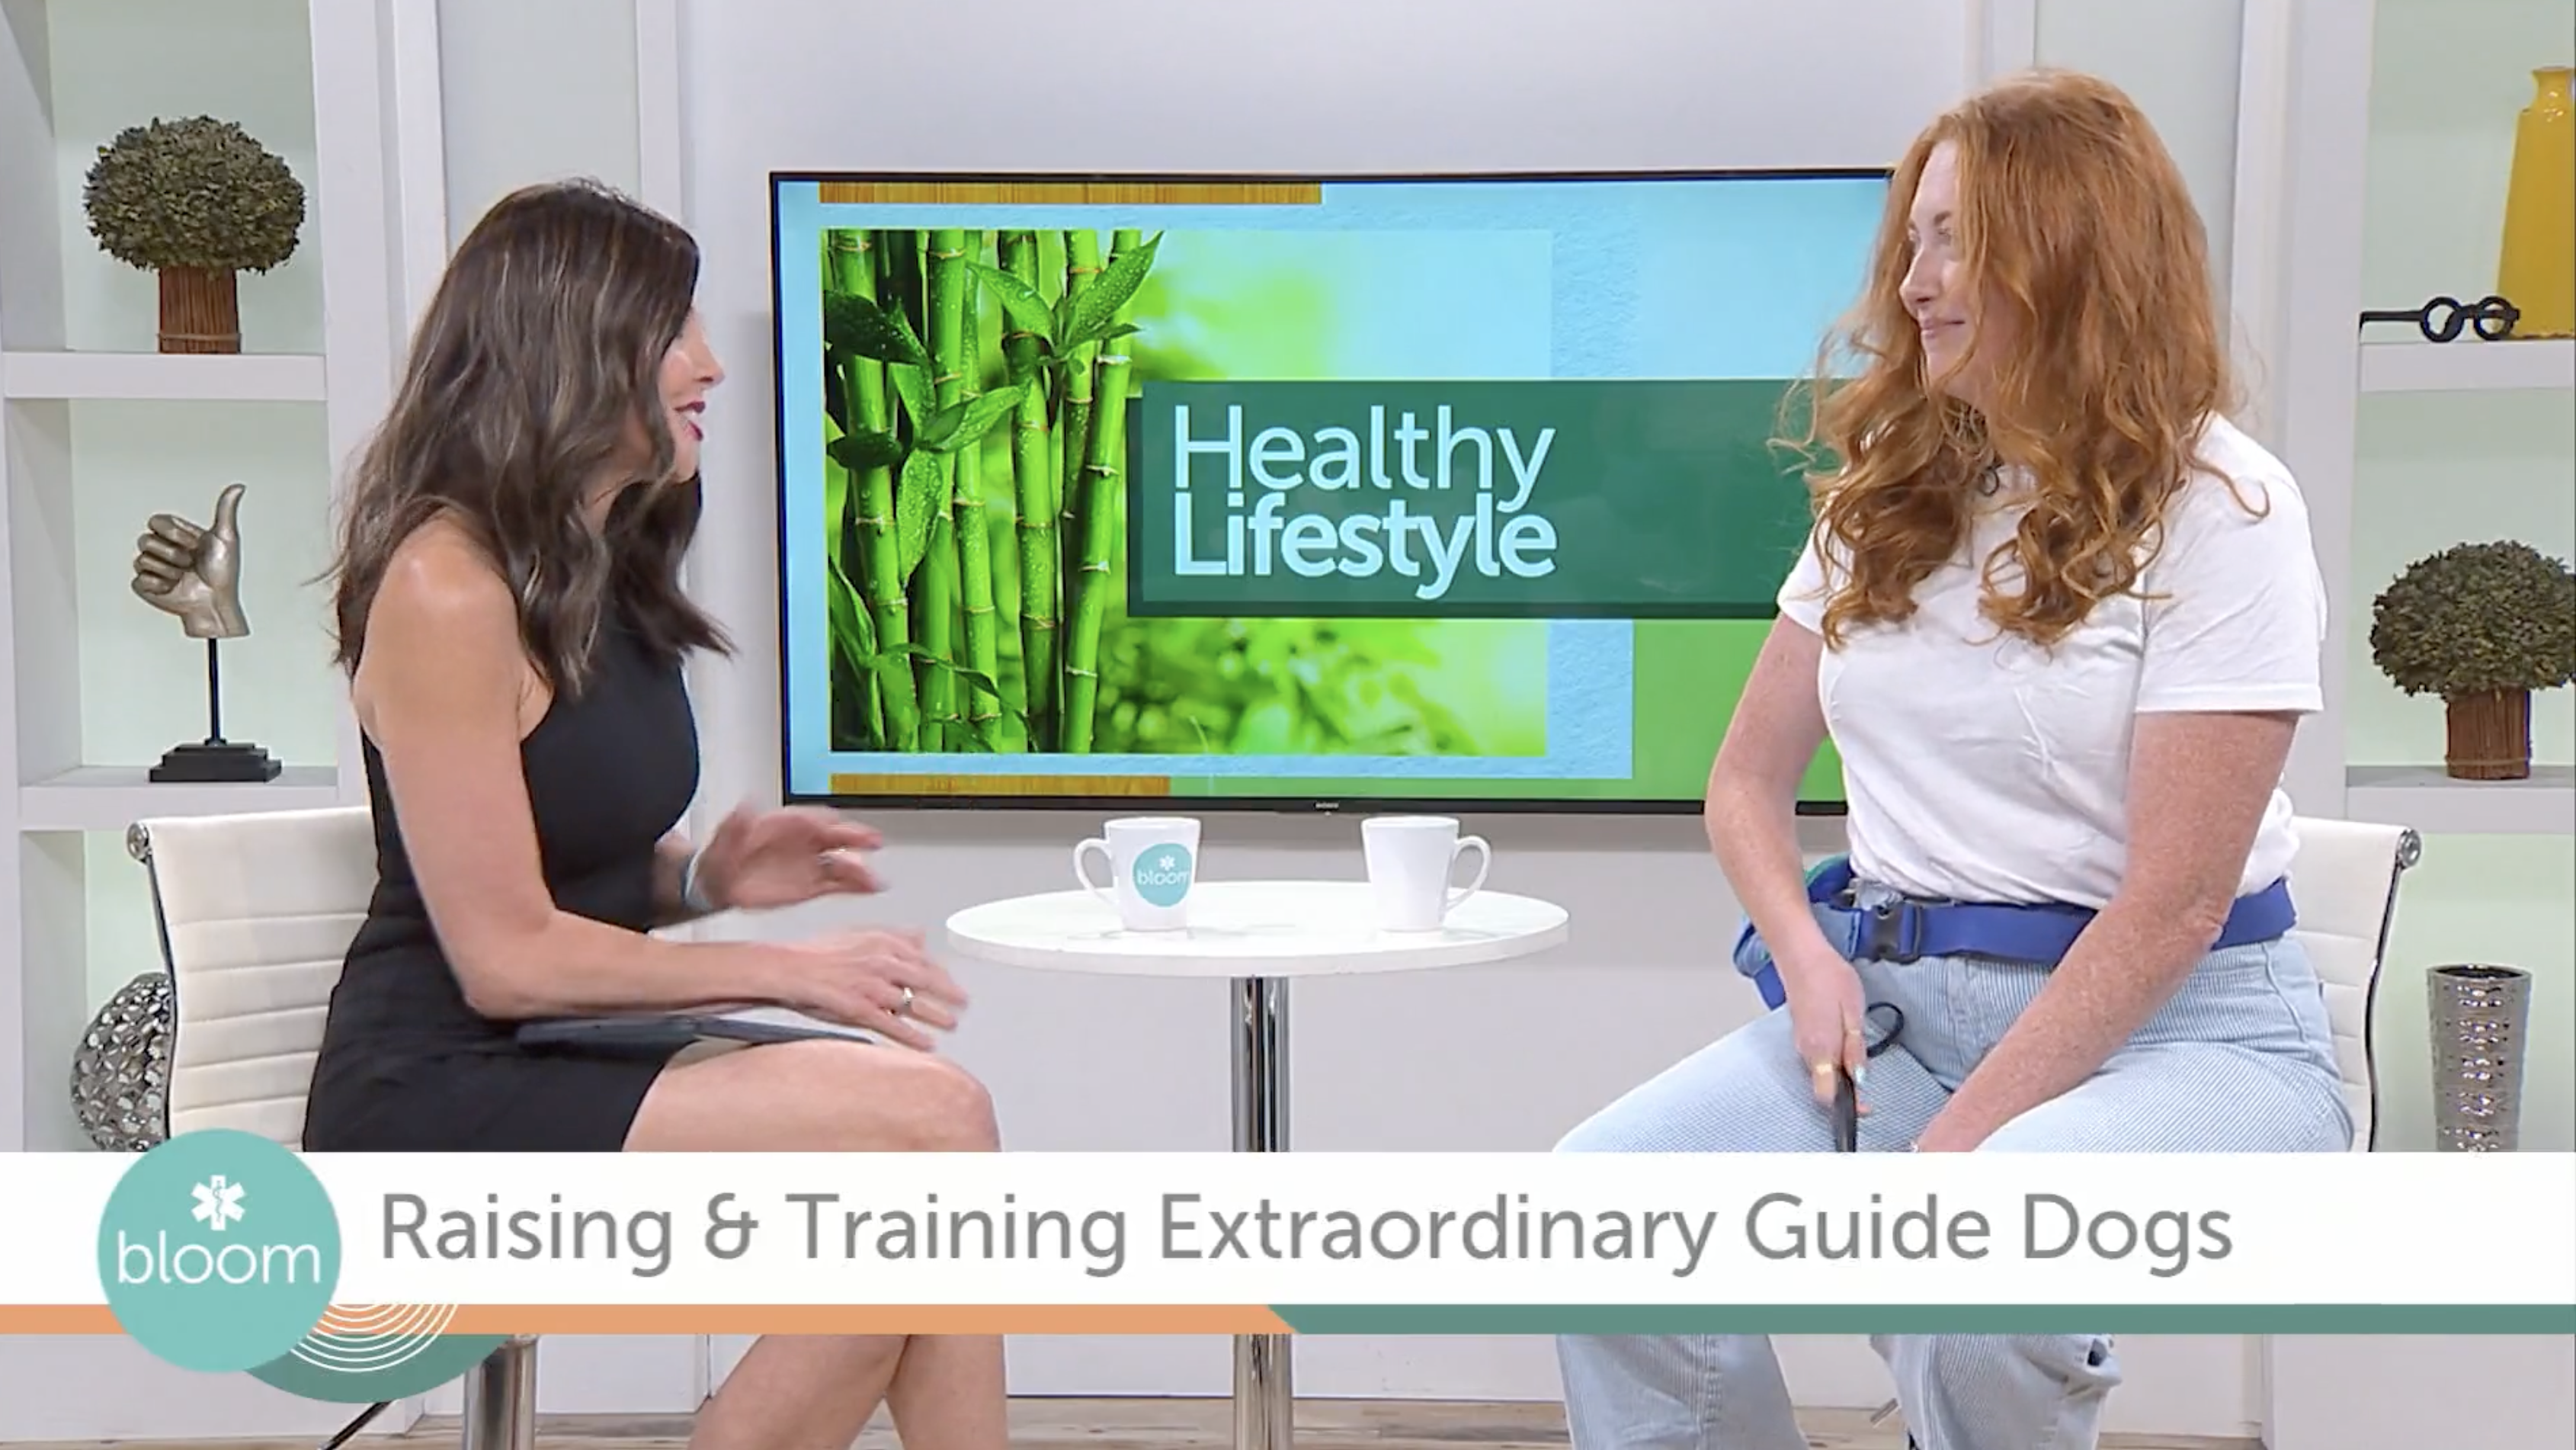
[1447,835,1491,913]
[1073,838,1117,909]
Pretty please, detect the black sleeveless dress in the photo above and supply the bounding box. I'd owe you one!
[302,601,701,1153]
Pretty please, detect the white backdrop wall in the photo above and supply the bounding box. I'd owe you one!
[658,0,2263,1431]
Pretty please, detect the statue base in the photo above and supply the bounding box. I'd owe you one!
[149,739,284,784]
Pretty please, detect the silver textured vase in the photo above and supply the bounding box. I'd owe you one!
[71,971,173,1152]
[2426,963,2533,1152]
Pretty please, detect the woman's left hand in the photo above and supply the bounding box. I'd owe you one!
[691,804,886,912]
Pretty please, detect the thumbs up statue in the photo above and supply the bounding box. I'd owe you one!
[131,482,280,784]
[130,482,249,639]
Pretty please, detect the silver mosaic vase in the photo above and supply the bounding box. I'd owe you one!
[71,971,173,1152]
[2426,963,2533,1152]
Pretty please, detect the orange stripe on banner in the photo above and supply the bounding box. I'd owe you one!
[814,181,1320,207]
[1,1305,1292,1336]
[0,1307,119,1333]
[827,774,1174,798]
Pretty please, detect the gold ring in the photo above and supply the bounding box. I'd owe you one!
[1810,1060,1835,1079]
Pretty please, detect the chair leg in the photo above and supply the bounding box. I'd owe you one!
[314,1400,393,1449]
[460,1336,538,1449]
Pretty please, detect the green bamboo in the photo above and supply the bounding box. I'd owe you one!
[915,227,971,749]
[1059,228,1142,753]
[912,515,960,749]
[829,229,918,750]
[1055,230,1103,610]
[996,230,1060,751]
[953,241,1003,748]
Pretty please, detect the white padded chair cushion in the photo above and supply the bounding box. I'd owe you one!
[139,807,378,1149]
[2283,816,2414,1153]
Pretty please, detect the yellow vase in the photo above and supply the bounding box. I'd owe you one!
[2498,66,2574,338]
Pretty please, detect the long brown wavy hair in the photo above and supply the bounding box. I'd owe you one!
[325,179,730,694]
[1785,69,2242,648]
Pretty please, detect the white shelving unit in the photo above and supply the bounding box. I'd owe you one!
[0,2,441,1439]
[2345,764,2576,835]
[2234,0,2576,839]
[2237,2,2574,1440]
[0,348,332,402]
[2358,335,2576,393]
[0,0,410,1154]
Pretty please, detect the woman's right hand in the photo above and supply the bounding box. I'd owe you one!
[1778,945,1869,1109]
[771,929,968,1051]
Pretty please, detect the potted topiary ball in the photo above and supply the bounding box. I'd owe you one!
[81,116,306,354]
[2369,539,2576,780]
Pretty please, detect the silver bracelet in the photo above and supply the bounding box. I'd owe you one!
[678,849,718,916]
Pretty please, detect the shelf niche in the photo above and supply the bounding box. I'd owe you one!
[0,0,324,358]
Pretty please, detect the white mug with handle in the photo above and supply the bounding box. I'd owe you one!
[1361,815,1490,932]
[1073,816,1202,931]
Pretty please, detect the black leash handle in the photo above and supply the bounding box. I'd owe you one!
[1832,1003,1906,1153]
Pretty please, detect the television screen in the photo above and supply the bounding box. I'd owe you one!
[768,170,1882,813]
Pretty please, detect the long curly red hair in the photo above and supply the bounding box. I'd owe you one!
[1786,69,2242,648]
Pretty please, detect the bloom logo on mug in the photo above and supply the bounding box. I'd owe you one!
[1131,842,1196,907]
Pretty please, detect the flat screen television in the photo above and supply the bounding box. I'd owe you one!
[767,168,1884,813]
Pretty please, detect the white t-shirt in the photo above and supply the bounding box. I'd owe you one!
[1776,414,2325,909]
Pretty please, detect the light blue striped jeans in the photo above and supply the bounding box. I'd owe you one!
[1553,917,2351,1450]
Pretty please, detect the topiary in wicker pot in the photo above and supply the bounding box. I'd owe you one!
[2369,540,2576,780]
[80,116,306,354]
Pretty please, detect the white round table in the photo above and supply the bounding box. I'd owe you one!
[944,879,1568,1450]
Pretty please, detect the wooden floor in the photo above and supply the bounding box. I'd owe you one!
[8,1397,2256,1450]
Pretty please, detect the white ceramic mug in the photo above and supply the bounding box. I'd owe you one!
[1362,815,1490,931]
[1073,816,1203,931]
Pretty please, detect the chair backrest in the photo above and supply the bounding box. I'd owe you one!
[129,806,379,1148]
[2283,815,2420,1153]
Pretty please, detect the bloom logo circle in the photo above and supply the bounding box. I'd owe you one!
[94,1128,340,1373]
[1132,843,1194,907]
[95,1129,507,1400]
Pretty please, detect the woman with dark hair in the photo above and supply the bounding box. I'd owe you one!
[1553,71,2345,1449]
[304,180,1007,1448]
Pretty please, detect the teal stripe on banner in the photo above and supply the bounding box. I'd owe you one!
[1269,1306,2576,1335]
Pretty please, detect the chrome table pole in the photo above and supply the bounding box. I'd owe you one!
[1231,974,1293,1450]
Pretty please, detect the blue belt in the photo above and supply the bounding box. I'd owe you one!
[1731,855,2296,1009]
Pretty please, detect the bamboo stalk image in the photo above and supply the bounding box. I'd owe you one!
[912,226,971,749]
[819,222,1151,756]
[953,239,1003,748]
[997,229,1059,751]
[1059,227,1146,753]
[1055,230,1102,614]
[912,514,960,751]
[826,229,919,749]
[821,232,880,746]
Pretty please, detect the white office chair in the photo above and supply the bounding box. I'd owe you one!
[128,807,539,1450]
[2283,814,2421,1153]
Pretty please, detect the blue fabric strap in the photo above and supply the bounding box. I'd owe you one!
[1731,855,2297,1009]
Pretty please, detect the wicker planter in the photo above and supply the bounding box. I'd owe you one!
[2443,688,2533,781]
[156,266,242,354]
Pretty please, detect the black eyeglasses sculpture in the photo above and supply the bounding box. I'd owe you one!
[2358,294,2523,342]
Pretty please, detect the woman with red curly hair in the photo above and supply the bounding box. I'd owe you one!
[1555,70,2345,1449]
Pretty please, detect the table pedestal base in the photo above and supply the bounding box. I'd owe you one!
[1232,974,1292,1450]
